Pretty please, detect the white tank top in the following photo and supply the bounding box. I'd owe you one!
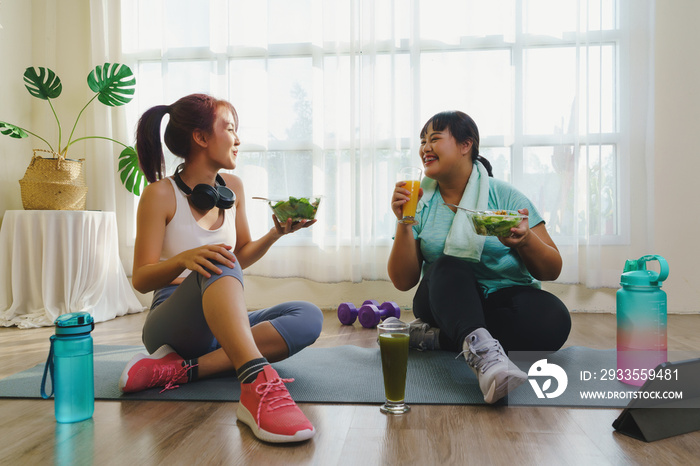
[160,177,237,279]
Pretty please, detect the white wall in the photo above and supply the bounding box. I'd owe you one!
[0,0,91,213]
[0,0,32,214]
[652,0,700,314]
[2,1,699,314]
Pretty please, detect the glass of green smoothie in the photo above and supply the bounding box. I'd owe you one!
[377,320,411,414]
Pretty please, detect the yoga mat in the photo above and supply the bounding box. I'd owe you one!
[0,345,656,407]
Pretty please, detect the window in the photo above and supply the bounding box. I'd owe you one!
[120,0,652,285]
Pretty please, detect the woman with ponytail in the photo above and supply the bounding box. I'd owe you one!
[387,110,570,404]
[118,94,321,443]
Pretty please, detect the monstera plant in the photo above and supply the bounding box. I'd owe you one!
[0,64,147,195]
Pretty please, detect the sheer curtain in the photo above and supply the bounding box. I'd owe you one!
[516,0,656,288]
[109,0,654,286]
[84,0,119,214]
[87,0,139,269]
[15,0,120,215]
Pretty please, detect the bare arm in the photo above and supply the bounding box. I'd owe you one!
[226,174,314,269]
[387,181,423,291]
[388,223,423,291]
[499,208,563,281]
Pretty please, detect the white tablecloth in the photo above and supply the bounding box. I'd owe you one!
[0,210,146,328]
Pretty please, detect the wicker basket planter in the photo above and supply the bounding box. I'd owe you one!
[19,149,87,210]
[1,64,144,202]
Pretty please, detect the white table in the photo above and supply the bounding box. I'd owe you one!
[0,210,146,328]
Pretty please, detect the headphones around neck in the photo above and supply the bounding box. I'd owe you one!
[173,164,235,210]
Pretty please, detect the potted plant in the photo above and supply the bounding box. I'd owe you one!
[0,64,147,210]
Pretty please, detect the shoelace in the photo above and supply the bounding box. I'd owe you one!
[158,363,197,393]
[410,322,432,351]
[254,376,296,427]
[456,340,505,374]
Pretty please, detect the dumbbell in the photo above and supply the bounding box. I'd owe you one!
[337,300,401,328]
[338,300,379,326]
[358,301,401,328]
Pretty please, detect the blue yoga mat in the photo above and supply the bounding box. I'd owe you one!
[0,345,658,407]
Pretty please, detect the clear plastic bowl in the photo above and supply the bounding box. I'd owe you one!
[266,196,321,223]
[470,210,527,237]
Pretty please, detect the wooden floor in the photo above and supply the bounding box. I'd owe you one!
[1,311,699,465]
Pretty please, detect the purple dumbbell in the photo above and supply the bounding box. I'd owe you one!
[358,301,401,328]
[337,300,379,325]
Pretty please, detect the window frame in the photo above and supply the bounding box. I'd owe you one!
[121,0,628,250]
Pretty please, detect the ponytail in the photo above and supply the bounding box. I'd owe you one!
[135,94,239,183]
[475,155,493,177]
[136,105,170,183]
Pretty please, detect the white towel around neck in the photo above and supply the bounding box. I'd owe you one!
[417,161,490,262]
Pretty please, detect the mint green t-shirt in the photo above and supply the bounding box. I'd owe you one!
[412,177,544,296]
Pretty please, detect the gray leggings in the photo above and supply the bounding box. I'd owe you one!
[142,261,324,360]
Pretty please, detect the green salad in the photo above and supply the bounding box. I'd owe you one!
[270,196,321,222]
[470,211,524,237]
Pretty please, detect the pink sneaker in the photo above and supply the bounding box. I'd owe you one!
[237,365,315,443]
[119,345,194,393]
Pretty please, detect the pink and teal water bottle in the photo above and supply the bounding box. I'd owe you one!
[616,255,669,386]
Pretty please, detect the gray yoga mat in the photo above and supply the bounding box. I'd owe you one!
[0,344,650,407]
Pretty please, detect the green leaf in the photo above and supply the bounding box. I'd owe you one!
[118,146,148,196]
[87,63,136,107]
[270,196,320,221]
[23,67,62,100]
[0,121,29,139]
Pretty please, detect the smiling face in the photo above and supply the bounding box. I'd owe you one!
[206,105,240,170]
[419,123,472,180]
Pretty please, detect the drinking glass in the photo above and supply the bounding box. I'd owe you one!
[377,320,410,414]
[397,167,422,225]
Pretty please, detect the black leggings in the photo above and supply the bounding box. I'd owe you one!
[412,255,571,353]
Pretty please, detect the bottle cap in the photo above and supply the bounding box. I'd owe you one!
[620,255,669,288]
[54,312,95,335]
[620,270,663,287]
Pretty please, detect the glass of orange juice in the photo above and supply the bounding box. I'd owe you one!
[397,166,422,225]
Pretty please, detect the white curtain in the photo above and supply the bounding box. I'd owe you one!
[108,0,654,286]
[88,0,140,270]
[81,0,120,213]
[5,0,123,216]
[520,0,656,288]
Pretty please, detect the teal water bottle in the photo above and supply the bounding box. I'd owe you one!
[616,255,669,386]
[41,312,95,423]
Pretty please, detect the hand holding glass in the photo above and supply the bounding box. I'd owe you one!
[397,167,422,225]
[377,320,410,414]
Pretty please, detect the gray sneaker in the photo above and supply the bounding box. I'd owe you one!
[461,328,527,404]
[383,317,440,351]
